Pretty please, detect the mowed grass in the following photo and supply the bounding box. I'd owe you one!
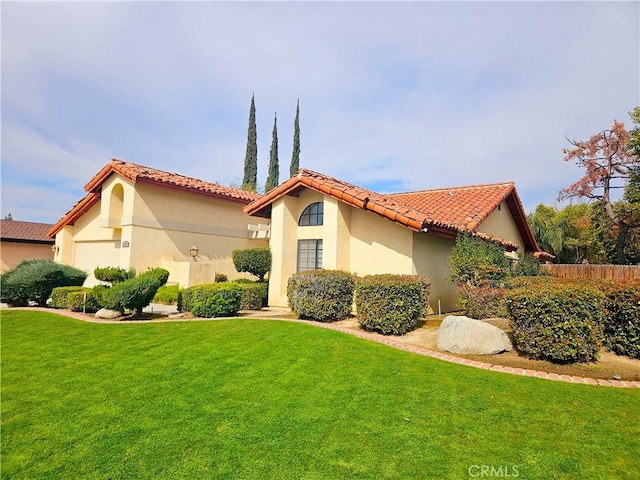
[1,311,639,480]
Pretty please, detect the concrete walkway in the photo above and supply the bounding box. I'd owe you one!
[3,305,639,388]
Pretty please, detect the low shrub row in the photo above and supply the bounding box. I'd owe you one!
[182,282,243,317]
[153,285,181,305]
[235,281,268,310]
[456,276,639,363]
[50,286,86,308]
[50,286,102,313]
[67,289,101,313]
[287,270,431,335]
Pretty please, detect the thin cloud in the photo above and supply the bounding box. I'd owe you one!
[1,1,638,223]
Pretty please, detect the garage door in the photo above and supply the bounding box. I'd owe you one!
[74,241,122,286]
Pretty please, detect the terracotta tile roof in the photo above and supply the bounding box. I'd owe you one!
[86,159,262,203]
[1,220,55,244]
[245,169,546,254]
[388,183,515,231]
[47,159,261,238]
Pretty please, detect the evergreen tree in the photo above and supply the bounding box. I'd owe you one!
[265,113,279,192]
[242,94,258,191]
[290,99,300,177]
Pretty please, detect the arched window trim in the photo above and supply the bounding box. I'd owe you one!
[298,202,324,226]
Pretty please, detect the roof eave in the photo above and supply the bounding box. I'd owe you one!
[47,193,100,238]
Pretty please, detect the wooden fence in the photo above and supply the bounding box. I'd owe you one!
[541,264,640,281]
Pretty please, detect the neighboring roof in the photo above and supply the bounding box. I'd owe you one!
[245,169,547,256]
[47,159,262,238]
[1,220,55,244]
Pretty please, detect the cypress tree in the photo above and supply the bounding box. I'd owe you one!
[265,113,279,192]
[242,94,258,191]
[290,99,300,177]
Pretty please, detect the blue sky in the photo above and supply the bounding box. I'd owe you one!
[1,1,638,224]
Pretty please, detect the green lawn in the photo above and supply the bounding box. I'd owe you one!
[1,311,639,479]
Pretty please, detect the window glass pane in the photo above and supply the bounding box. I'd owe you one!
[298,202,324,226]
[297,239,323,272]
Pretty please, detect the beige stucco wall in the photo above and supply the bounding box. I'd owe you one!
[349,208,414,276]
[55,175,267,287]
[411,233,458,313]
[267,188,429,308]
[265,190,531,313]
[476,201,525,252]
[1,242,54,273]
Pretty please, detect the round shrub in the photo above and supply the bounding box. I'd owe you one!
[50,286,85,309]
[185,283,242,318]
[505,284,605,363]
[601,279,640,359]
[0,259,87,306]
[232,248,272,281]
[356,274,430,335]
[67,289,101,313]
[287,270,355,322]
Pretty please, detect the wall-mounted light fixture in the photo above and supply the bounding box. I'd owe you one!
[51,245,59,254]
[190,244,199,258]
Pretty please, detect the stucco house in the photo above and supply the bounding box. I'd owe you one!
[244,169,551,312]
[47,160,268,287]
[1,219,55,273]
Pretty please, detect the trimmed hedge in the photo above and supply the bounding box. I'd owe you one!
[602,280,640,359]
[153,285,180,305]
[234,281,268,310]
[356,274,430,335]
[183,283,242,318]
[0,259,87,306]
[67,289,101,313]
[287,270,355,322]
[505,284,605,364]
[458,286,509,319]
[50,286,85,309]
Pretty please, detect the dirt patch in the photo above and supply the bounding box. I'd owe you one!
[333,315,640,381]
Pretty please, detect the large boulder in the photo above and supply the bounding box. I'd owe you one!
[437,315,512,355]
[95,308,121,319]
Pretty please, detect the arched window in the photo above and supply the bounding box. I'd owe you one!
[298,202,323,226]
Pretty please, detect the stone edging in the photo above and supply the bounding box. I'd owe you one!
[6,307,640,389]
